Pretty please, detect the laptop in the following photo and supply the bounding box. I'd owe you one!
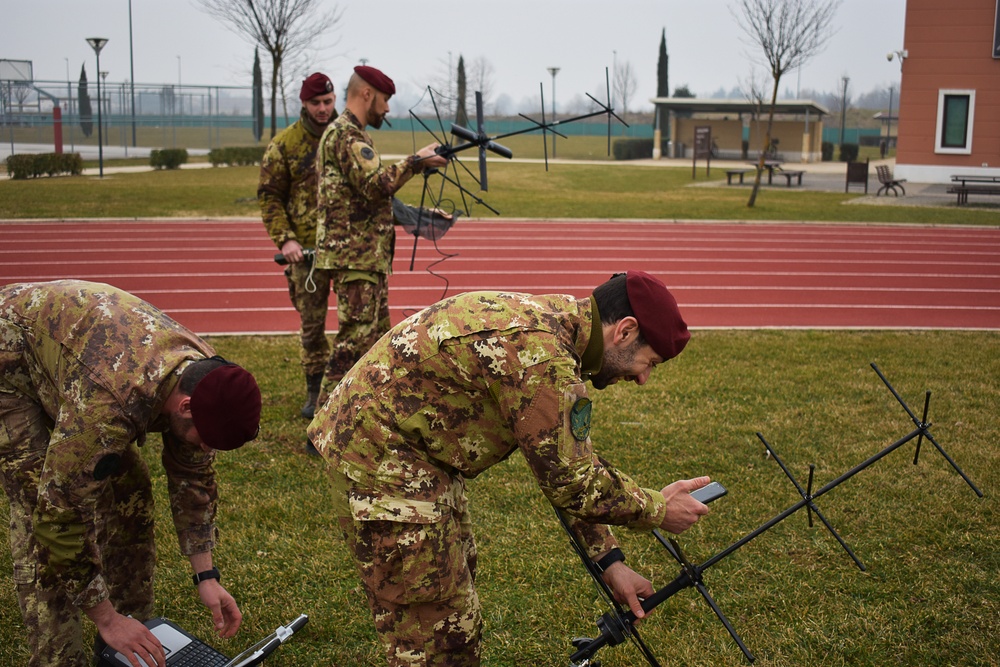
[99,614,308,667]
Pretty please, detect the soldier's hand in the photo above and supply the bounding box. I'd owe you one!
[280,239,305,264]
[416,143,448,169]
[88,602,165,667]
[658,476,712,534]
[601,561,654,621]
[198,579,243,638]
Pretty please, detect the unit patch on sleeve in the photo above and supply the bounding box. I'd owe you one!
[570,397,593,441]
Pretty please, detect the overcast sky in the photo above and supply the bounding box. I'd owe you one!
[4,0,906,114]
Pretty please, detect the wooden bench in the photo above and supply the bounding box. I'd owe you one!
[725,168,754,185]
[947,184,1000,206]
[777,170,804,187]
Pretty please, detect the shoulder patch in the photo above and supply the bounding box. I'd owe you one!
[570,397,593,441]
[351,142,380,173]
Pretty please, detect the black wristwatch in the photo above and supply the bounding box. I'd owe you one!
[595,548,626,573]
[192,567,221,586]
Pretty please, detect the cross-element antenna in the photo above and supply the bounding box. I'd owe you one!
[560,364,983,667]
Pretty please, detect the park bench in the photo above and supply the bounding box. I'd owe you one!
[946,184,1000,206]
[875,165,906,196]
[777,169,804,187]
[725,168,754,185]
[845,158,869,193]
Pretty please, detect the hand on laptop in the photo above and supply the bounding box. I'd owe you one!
[198,579,243,639]
[86,600,166,667]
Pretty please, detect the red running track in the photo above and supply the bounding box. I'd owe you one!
[1,218,999,334]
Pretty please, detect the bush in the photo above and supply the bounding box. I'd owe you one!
[5,152,83,179]
[150,148,189,170]
[208,146,267,167]
[821,141,834,162]
[612,138,654,161]
[838,143,859,163]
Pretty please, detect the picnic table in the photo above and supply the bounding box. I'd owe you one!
[948,174,1000,205]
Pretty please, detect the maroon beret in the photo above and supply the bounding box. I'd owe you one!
[300,72,334,101]
[354,65,395,96]
[625,270,690,360]
[190,364,261,451]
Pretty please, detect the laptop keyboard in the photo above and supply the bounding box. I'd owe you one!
[168,641,229,667]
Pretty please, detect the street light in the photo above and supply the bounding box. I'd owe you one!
[885,50,906,158]
[86,37,108,178]
[128,0,137,147]
[547,67,560,158]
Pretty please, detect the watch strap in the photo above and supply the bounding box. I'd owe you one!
[192,567,221,586]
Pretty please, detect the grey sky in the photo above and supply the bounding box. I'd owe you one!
[4,0,905,114]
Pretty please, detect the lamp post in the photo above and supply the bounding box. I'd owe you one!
[86,37,108,177]
[128,0,137,147]
[885,84,895,156]
[547,67,560,158]
[885,50,906,158]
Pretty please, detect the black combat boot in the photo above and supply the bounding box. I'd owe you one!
[301,373,322,419]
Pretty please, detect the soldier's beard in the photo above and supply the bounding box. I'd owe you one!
[590,339,640,390]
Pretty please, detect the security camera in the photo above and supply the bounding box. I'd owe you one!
[886,52,894,62]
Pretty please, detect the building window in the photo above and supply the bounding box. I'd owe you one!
[935,89,975,155]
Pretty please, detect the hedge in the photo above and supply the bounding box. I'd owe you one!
[5,152,84,179]
[150,148,189,170]
[612,138,653,161]
[207,146,267,167]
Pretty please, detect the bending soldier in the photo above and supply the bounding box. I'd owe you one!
[309,271,714,666]
[0,280,261,667]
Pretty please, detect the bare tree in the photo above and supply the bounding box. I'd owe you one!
[613,60,638,117]
[468,56,496,115]
[196,0,342,138]
[732,0,841,207]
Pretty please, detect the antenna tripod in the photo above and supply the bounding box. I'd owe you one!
[561,364,983,667]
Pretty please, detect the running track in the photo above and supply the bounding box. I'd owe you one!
[1,219,999,333]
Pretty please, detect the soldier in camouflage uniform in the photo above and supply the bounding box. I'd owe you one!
[0,280,261,667]
[308,271,715,666]
[259,72,338,421]
[313,65,447,409]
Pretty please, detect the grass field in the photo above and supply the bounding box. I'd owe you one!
[1,332,994,666]
[3,158,1000,225]
[0,147,998,666]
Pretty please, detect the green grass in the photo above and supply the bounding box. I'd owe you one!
[3,160,1000,225]
[2,331,994,666]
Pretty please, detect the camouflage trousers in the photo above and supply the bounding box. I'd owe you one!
[285,260,335,378]
[0,392,156,667]
[331,471,482,667]
[317,271,391,406]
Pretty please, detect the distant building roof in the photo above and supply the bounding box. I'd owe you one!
[649,97,830,116]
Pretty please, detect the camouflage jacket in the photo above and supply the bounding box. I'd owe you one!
[0,280,219,609]
[308,291,669,557]
[314,108,423,273]
[258,108,336,249]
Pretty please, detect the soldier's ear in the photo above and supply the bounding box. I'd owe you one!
[177,396,194,419]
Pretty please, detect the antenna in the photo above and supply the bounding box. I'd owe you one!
[561,365,982,666]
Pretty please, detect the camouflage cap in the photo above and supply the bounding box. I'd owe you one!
[625,270,690,360]
[190,364,261,450]
[354,65,395,96]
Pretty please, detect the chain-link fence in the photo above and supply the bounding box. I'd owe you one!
[1,78,269,156]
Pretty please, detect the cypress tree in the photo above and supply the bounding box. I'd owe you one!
[656,28,669,138]
[456,55,469,127]
[252,48,264,142]
[78,64,93,138]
